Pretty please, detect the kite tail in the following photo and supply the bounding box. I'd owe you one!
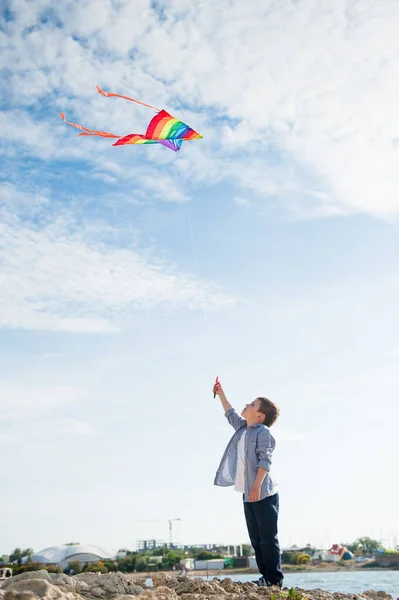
[96,85,160,112]
[59,113,120,139]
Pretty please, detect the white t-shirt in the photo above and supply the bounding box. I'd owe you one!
[234,429,247,493]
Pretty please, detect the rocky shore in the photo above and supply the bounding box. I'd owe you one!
[0,570,394,600]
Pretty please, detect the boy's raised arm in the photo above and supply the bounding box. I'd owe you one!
[213,380,233,412]
[213,380,246,431]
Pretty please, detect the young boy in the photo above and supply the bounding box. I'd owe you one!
[213,379,283,588]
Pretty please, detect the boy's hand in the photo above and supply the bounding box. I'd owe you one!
[249,485,261,503]
[213,380,223,397]
[214,379,233,413]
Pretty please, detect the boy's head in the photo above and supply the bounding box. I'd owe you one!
[241,397,280,427]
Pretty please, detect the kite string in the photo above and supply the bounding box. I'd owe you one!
[182,195,220,392]
[182,194,212,342]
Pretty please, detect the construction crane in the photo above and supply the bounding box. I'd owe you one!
[135,517,181,546]
[168,518,180,545]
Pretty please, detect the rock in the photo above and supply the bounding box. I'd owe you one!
[203,583,226,596]
[2,579,77,600]
[135,593,156,600]
[74,573,144,600]
[2,573,53,590]
[1,571,394,600]
[125,581,146,590]
[173,583,196,596]
[239,583,257,592]
[215,581,239,595]
[152,575,192,592]
[151,576,173,589]
[363,592,394,600]
[296,590,335,600]
[45,576,77,594]
[2,573,77,597]
[151,586,179,600]
[4,591,39,600]
[155,588,178,598]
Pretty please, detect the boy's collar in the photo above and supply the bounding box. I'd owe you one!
[246,422,264,428]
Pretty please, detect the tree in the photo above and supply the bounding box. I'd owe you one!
[117,555,137,573]
[305,543,315,551]
[162,550,184,569]
[281,551,300,565]
[345,537,381,556]
[135,556,149,572]
[195,551,223,560]
[83,562,108,573]
[23,549,34,563]
[64,543,80,546]
[296,553,311,565]
[241,545,252,557]
[9,548,33,565]
[9,549,22,564]
[66,561,82,575]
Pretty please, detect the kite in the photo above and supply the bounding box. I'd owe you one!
[60,85,202,152]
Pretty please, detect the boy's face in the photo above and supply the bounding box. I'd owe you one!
[241,399,265,423]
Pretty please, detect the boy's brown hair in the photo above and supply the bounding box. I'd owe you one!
[257,397,280,427]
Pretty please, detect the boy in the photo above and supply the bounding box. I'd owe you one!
[213,379,283,588]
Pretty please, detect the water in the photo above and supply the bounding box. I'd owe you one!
[215,571,399,596]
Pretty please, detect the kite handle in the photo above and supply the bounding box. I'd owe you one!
[213,376,219,398]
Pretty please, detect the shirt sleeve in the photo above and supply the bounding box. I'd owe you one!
[225,407,246,431]
[256,427,275,471]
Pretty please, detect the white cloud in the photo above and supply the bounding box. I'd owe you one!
[2,1,399,323]
[61,419,96,435]
[273,430,304,444]
[0,184,232,332]
[136,172,187,202]
[10,0,395,216]
[0,384,85,416]
[234,197,251,208]
[212,424,303,443]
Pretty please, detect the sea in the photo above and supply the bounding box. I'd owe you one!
[209,571,399,597]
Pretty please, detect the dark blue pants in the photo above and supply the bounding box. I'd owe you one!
[243,492,283,586]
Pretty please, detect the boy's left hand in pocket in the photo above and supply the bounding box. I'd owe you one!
[249,485,261,502]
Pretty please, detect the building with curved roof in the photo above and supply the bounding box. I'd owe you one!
[28,544,114,568]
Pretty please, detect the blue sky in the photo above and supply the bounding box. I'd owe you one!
[1,0,399,556]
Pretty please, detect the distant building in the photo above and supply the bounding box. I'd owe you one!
[136,540,235,553]
[330,544,353,561]
[137,540,167,552]
[23,544,114,569]
[180,558,195,571]
[248,556,257,569]
[320,550,340,562]
[194,559,225,570]
[281,547,313,554]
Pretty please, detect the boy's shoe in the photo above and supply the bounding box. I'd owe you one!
[252,577,266,586]
[252,578,282,589]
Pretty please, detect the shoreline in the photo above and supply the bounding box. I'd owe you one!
[138,564,398,577]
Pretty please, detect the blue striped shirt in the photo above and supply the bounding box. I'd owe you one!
[214,408,278,502]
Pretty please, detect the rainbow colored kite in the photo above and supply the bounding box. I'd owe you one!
[60,85,202,152]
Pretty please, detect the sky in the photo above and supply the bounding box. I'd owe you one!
[1,0,399,557]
